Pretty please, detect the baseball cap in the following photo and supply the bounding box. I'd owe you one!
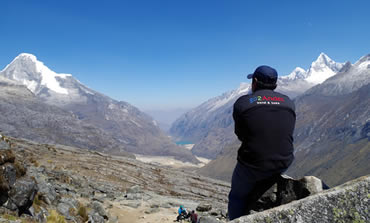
[247,65,278,86]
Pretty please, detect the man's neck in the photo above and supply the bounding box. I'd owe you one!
[253,88,273,93]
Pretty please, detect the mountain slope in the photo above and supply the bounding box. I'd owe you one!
[0,76,133,157]
[170,53,344,159]
[0,53,197,162]
[197,54,370,186]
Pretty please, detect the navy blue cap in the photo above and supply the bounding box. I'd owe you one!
[247,65,278,85]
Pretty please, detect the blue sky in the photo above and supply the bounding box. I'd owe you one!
[1,0,369,110]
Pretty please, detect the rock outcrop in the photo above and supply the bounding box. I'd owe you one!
[231,175,370,223]
[245,175,329,214]
[0,135,38,216]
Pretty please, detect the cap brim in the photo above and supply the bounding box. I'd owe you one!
[247,74,254,79]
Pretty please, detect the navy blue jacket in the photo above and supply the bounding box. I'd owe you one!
[233,89,296,172]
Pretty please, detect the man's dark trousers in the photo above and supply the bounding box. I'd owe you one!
[228,161,284,220]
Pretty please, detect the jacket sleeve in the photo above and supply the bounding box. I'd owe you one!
[233,100,245,141]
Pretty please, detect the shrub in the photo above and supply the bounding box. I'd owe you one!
[78,204,88,222]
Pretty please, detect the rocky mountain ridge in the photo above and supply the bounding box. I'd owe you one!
[0,53,197,162]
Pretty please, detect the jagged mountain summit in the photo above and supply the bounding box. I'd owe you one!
[303,54,370,96]
[277,52,345,98]
[0,53,197,162]
[170,53,345,159]
[286,55,370,184]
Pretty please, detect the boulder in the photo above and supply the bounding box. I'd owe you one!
[127,185,141,194]
[7,176,38,215]
[231,175,370,223]
[247,175,328,213]
[91,201,108,220]
[57,202,74,221]
[196,203,213,212]
[88,213,105,223]
[2,163,17,187]
[36,180,57,205]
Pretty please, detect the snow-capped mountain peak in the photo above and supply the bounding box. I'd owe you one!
[356,54,370,69]
[282,67,307,81]
[1,53,71,94]
[305,52,344,84]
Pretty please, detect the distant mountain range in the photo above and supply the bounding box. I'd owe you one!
[170,53,345,159]
[196,54,370,186]
[0,53,198,163]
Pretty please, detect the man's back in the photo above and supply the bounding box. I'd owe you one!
[233,89,296,172]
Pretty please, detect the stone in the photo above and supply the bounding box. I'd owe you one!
[57,202,74,220]
[127,185,141,194]
[121,200,141,208]
[199,216,222,223]
[0,140,10,150]
[37,181,57,205]
[197,203,212,212]
[35,207,48,223]
[60,197,78,209]
[7,176,38,215]
[92,201,108,220]
[2,163,17,186]
[125,193,142,200]
[88,213,105,223]
[160,202,172,209]
[144,207,160,214]
[300,176,325,194]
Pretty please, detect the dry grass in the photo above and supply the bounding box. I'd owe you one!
[0,149,15,164]
[77,203,89,222]
[14,161,27,177]
[29,156,39,167]
[46,210,66,223]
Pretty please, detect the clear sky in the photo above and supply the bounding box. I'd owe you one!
[1,0,369,110]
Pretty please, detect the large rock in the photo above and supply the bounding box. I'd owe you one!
[246,175,327,214]
[2,163,17,187]
[231,175,370,223]
[196,203,213,212]
[91,201,108,220]
[7,176,38,215]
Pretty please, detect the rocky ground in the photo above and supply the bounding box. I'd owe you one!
[0,135,230,223]
[1,135,369,223]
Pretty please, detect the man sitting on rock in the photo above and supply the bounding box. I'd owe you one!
[176,205,188,221]
[228,65,296,220]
